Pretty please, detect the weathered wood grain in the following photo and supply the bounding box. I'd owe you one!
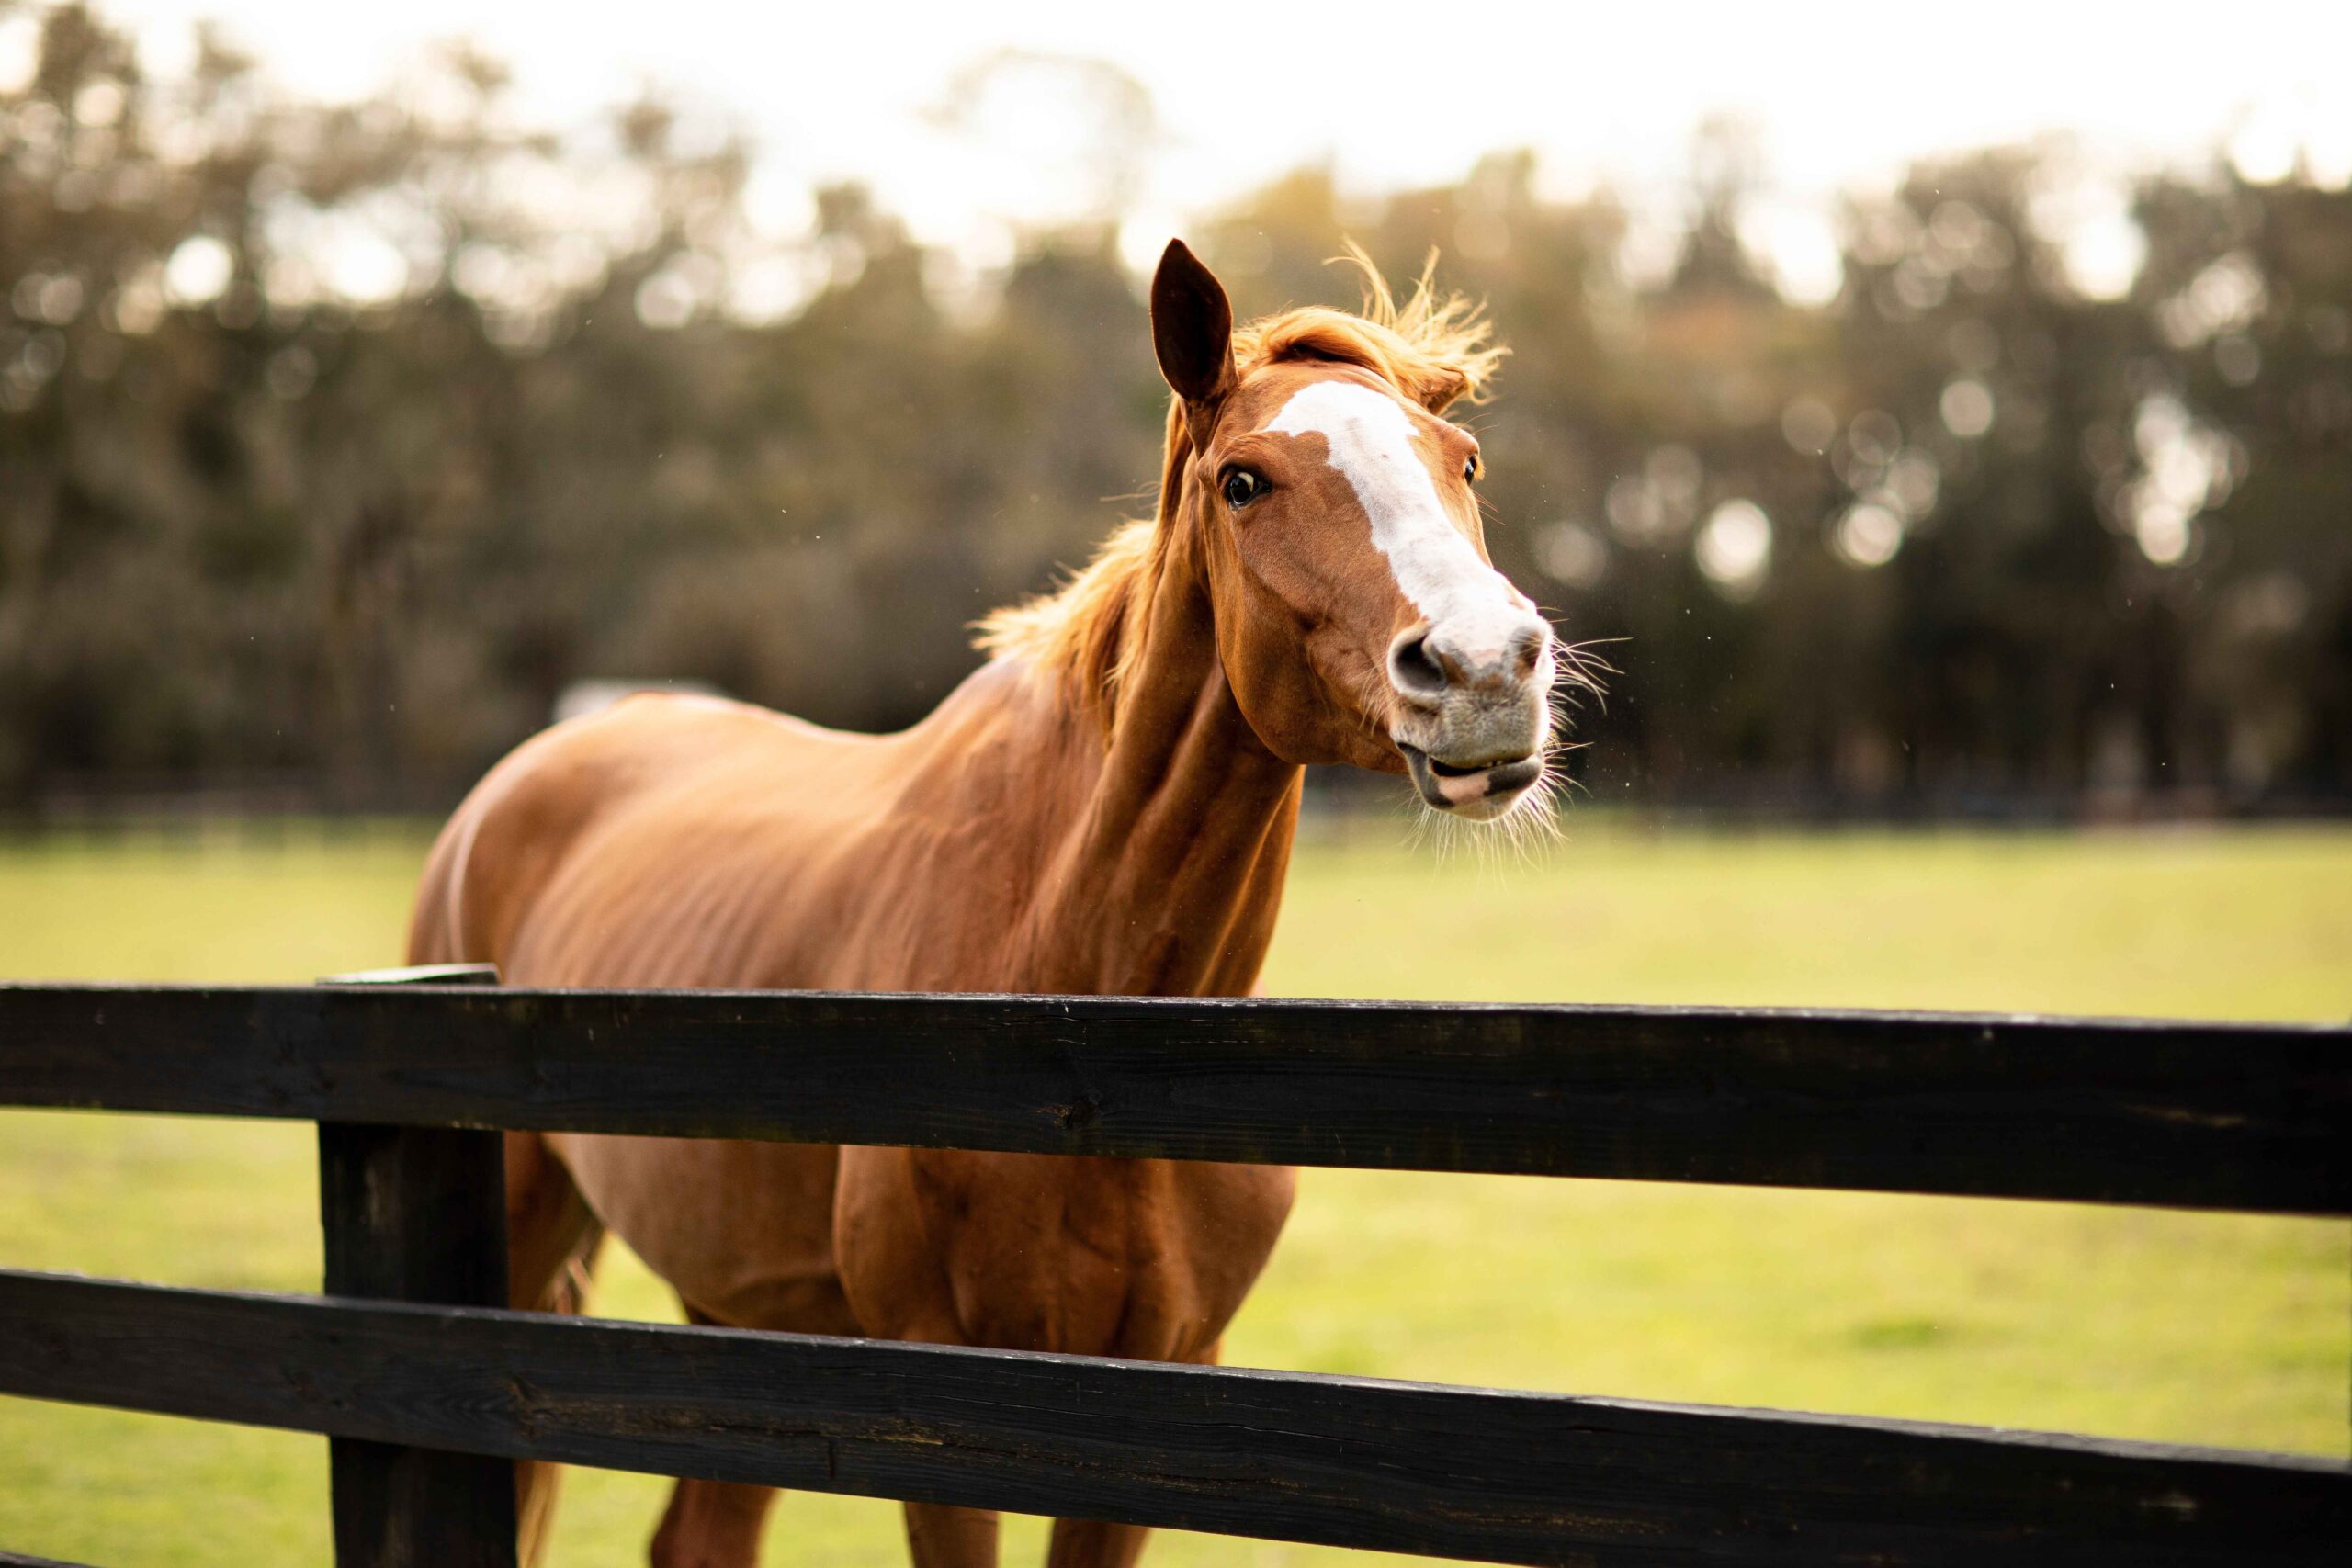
[313,962,515,1568]
[1,984,2345,1213]
[318,1122,517,1568]
[0,1270,2341,1567]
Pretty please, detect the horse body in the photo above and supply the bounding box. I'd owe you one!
[410,242,1558,1567]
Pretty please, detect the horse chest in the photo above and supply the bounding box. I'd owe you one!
[836,1146,1296,1360]
[549,1133,857,1334]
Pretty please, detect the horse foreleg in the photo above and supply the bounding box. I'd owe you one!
[1044,1337,1223,1567]
[649,1475,778,1568]
[646,1303,784,1568]
[905,1500,1001,1568]
[1045,1517,1150,1568]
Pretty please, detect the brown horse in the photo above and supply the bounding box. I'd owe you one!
[408,240,1562,1568]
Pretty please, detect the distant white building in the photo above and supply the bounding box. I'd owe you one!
[551,679,729,726]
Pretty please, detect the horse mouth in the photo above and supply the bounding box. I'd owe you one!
[1396,742,1544,819]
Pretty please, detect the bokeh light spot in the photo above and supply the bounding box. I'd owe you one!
[1534,521,1610,590]
[1695,499,1772,598]
[1781,396,1838,455]
[164,236,234,307]
[1833,502,1905,568]
[1940,378,1996,439]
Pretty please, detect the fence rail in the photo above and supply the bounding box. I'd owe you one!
[1,978,2347,1565]
[4,982,2347,1212]
[2,1269,2343,1567]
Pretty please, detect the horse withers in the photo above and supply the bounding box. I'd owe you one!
[409,240,1565,1568]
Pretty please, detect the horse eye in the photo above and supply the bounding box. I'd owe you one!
[1223,469,1262,509]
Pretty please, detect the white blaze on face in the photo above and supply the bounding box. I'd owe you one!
[1266,379,1526,662]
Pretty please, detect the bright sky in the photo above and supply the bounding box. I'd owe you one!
[56,1,2352,291]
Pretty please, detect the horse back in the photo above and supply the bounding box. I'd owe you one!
[407,693,863,982]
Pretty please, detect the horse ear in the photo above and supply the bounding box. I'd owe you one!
[1418,366,1473,413]
[1151,239,1237,408]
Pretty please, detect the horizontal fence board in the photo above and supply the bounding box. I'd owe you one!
[1,1271,2342,1567]
[0,984,2346,1213]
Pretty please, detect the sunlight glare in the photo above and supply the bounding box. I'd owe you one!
[1695,500,1772,598]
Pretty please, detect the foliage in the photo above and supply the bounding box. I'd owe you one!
[3,4,2348,812]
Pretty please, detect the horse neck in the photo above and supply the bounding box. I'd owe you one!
[1013,512,1304,998]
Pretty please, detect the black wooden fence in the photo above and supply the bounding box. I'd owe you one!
[0,974,2346,1565]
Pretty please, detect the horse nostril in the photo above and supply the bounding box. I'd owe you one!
[1512,623,1549,680]
[1387,628,1451,700]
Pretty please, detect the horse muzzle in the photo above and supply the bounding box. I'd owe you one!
[1386,615,1555,820]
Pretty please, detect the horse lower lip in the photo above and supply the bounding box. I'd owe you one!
[1481,758,1544,792]
[1398,744,1542,807]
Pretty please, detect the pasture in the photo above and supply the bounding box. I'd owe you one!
[1,817,2346,1566]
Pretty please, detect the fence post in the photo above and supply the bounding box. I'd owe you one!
[317,964,517,1568]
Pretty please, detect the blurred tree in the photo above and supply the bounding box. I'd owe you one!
[2,3,2346,816]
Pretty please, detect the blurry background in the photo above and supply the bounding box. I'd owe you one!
[1,2,2346,1564]
[3,0,2349,815]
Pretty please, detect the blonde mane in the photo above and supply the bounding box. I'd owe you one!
[974,250,1504,731]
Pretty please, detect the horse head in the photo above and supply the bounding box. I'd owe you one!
[1150,239,1560,824]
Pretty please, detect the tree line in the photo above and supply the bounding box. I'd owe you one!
[4,3,2346,815]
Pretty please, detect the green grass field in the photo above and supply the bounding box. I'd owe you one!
[2,817,2346,1566]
